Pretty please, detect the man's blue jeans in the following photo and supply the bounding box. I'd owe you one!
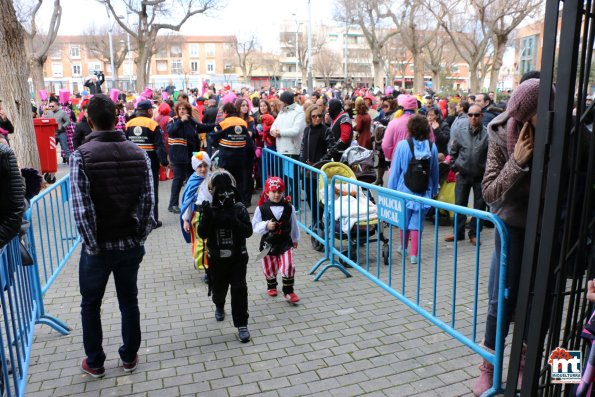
[56,132,70,159]
[79,245,145,368]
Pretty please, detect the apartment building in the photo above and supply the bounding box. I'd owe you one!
[277,20,470,91]
[42,34,234,93]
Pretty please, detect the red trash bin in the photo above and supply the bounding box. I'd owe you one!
[33,118,58,174]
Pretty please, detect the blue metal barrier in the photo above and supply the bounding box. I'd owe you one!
[313,174,509,397]
[0,238,39,397]
[25,175,78,335]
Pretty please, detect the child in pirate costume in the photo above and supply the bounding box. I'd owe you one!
[197,171,253,343]
[252,177,301,303]
[180,152,212,282]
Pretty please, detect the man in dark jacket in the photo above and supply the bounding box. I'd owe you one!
[83,72,104,95]
[70,94,154,378]
[73,102,92,150]
[446,104,489,246]
[0,135,24,249]
[125,100,168,227]
[475,93,497,127]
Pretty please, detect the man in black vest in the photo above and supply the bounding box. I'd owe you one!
[70,94,155,378]
[125,100,168,227]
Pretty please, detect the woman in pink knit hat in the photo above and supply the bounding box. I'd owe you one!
[473,78,540,396]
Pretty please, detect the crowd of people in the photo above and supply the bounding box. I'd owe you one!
[2,68,592,395]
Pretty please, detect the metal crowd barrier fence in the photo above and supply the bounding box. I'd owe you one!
[25,175,78,335]
[260,150,509,397]
[0,238,38,397]
[320,175,509,397]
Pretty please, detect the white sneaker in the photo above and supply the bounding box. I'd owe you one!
[410,256,418,265]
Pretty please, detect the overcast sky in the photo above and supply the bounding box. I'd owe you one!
[39,0,335,51]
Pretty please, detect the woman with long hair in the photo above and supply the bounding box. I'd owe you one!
[235,98,257,199]
[354,100,372,149]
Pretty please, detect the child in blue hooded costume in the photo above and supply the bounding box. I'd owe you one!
[387,114,439,265]
[181,152,212,280]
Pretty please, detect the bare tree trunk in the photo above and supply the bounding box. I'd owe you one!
[413,53,424,94]
[0,0,40,169]
[469,68,479,94]
[373,60,384,90]
[137,43,151,89]
[489,35,507,93]
[29,58,46,103]
[301,67,308,88]
[432,70,441,92]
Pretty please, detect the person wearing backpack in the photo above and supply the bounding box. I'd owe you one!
[387,114,439,264]
[444,104,489,246]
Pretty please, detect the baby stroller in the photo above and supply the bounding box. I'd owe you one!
[311,161,389,266]
[340,145,376,184]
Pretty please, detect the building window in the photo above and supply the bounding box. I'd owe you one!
[51,63,63,77]
[156,49,167,59]
[51,48,61,59]
[206,44,215,57]
[224,63,233,71]
[171,59,182,74]
[329,34,338,42]
[190,61,199,73]
[520,35,537,75]
[88,62,102,73]
[156,60,168,73]
[70,45,80,59]
[72,63,81,76]
[170,46,182,57]
[206,61,215,73]
[189,44,199,57]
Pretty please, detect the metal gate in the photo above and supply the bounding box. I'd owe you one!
[507,0,595,394]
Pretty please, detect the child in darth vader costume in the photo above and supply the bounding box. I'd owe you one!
[197,170,253,343]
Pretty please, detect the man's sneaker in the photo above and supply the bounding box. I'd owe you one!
[410,256,418,265]
[122,354,139,373]
[215,306,225,321]
[154,220,163,229]
[168,205,181,214]
[284,293,300,303]
[238,326,251,343]
[81,358,105,378]
[267,289,278,297]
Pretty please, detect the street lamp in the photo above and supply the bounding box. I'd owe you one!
[307,0,313,94]
[291,13,301,89]
[105,5,116,89]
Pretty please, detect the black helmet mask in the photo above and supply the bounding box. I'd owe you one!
[215,186,236,208]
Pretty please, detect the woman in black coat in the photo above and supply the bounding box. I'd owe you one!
[299,104,335,226]
[166,102,215,213]
[426,107,451,157]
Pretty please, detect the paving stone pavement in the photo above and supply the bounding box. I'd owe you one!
[26,173,510,397]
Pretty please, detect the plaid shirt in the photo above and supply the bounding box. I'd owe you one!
[70,150,155,255]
